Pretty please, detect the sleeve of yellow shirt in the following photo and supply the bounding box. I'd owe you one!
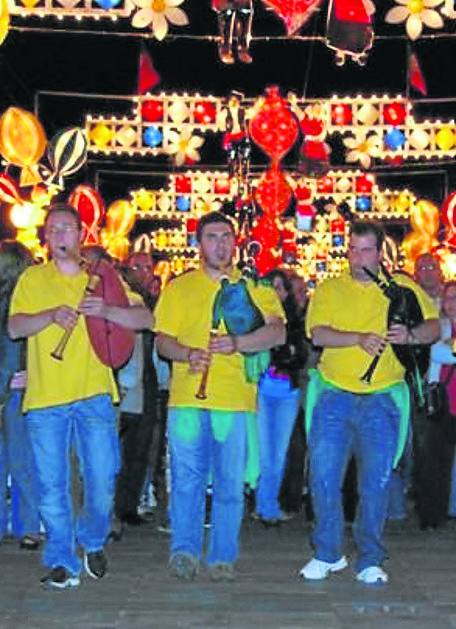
[153,280,181,338]
[249,281,285,322]
[305,279,335,338]
[9,268,33,316]
[395,274,439,320]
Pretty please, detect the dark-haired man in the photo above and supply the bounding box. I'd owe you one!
[155,211,285,581]
[8,203,152,590]
[301,221,438,584]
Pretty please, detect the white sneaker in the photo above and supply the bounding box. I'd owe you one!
[299,556,348,580]
[356,566,388,584]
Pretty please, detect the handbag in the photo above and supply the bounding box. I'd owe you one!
[424,364,456,421]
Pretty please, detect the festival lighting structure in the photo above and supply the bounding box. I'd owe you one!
[125,168,414,282]
[85,93,456,167]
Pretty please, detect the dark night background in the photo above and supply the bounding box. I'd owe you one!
[1,1,456,241]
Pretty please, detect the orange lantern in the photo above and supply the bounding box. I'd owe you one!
[100,199,136,260]
[0,107,47,186]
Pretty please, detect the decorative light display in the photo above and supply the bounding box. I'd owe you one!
[86,93,222,164]
[7,0,189,39]
[85,93,456,167]
[120,168,421,282]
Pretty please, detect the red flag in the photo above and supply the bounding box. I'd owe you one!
[138,47,160,94]
[409,51,427,96]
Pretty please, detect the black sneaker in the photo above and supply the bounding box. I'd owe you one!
[84,550,107,580]
[40,567,80,590]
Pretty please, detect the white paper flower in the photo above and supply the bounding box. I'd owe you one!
[166,128,204,166]
[385,0,445,41]
[344,132,382,169]
[131,0,188,40]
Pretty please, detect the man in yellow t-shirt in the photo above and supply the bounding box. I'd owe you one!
[300,221,438,585]
[154,211,285,581]
[8,203,152,591]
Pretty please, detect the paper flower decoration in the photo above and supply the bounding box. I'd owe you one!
[385,0,444,41]
[131,0,188,40]
[344,132,382,169]
[166,128,204,166]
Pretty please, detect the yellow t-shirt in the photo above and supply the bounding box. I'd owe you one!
[154,268,284,412]
[9,261,119,411]
[306,271,438,393]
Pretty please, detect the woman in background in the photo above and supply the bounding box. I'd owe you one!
[254,269,307,526]
[0,240,40,549]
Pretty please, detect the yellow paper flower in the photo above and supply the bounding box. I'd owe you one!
[385,0,444,41]
[166,128,204,166]
[131,0,188,40]
[344,132,382,169]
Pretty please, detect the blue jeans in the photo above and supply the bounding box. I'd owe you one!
[168,408,247,566]
[309,388,400,573]
[27,395,120,576]
[4,391,40,538]
[255,383,300,519]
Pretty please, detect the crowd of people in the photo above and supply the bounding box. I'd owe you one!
[2,204,456,590]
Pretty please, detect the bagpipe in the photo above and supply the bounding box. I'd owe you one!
[195,274,270,400]
[360,264,428,386]
[50,257,135,369]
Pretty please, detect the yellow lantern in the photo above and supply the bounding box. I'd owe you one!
[89,123,114,149]
[435,127,455,151]
[410,198,439,236]
[0,107,47,186]
[0,0,10,47]
[104,199,136,236]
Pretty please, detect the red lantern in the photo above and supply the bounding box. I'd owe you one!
[175,175,192,194]
[262,0,323,35]
[249,86,299,164]
[141,100,164,123]
[355,174,375,193]
[317,176,334,193]
[255,247,280,276]
[330,214,345,233]
[383,102,407,126]
[254,166,293,218]
[0,172,20,204]
[331,103,352,126]
[186,217,198,233]
[441,191,456,247]
[68,184,105,244]
[251,216,281,248]
[214,177,231,195]
[194,101,217,124]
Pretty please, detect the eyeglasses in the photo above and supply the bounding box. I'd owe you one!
[46,225,79,235]
[130,264,153,271]
[416,265,438,271]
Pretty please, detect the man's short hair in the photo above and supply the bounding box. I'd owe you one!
[196,211,236,243]
[44,203,82,231]
[349,221,385,252]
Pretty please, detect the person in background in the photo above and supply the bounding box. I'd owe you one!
[8,203,153,590]
[113,251,160,530]
[411,253,447,529]
[301,221,438,584]
[415,253,444,309]
[0,240,41,551]
[155,211,285,582]
[254,269,307,526]
[425,281,456,526]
